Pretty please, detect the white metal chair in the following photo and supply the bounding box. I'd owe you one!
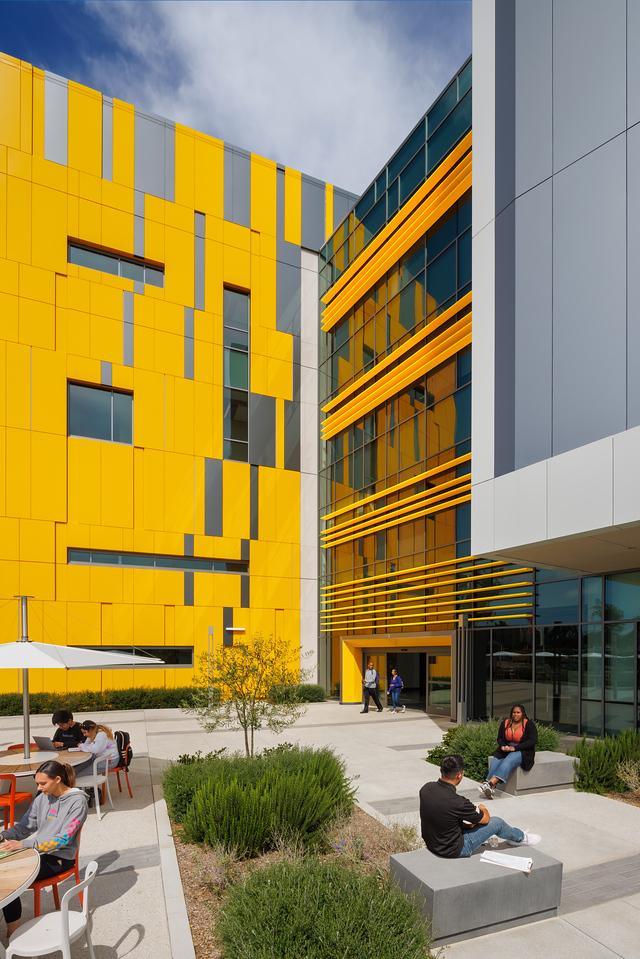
[6,860,99,959]
[74,757,113,820]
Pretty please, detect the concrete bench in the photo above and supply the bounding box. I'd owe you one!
[390,845,563,944]
[489,750,578,795]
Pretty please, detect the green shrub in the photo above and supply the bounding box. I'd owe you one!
[570,730,640,794]
[426,719,560,782]
[0,686,194,717]
[269,683,326,703]
[163,744,354,829]
[218,859,433,959]
[183,778,272,856]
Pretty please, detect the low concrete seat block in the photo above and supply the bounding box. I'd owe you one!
[390,846,563,944]
[491,751,578,795]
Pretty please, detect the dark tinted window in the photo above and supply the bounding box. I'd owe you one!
[68,383,111,441]
[536,580,579,625]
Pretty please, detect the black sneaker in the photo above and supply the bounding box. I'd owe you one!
[360,709,368,714]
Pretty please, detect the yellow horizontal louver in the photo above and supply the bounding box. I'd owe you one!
[321,593,533,624]
[321,493,471,548]
[322,292,472,416]
[323,580,533,616]
[322,141,473,331]
[321,553,518,594]
[322,314,472,440]
[320,603,533,634]
[322,567,535,606]
[322,132,473,308]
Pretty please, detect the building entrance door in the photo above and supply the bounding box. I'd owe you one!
[426,654,452,715]
[385,652,426,710]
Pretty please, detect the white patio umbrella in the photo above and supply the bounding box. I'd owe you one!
[1,597,163,758]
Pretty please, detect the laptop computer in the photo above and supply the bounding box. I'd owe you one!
[33,735,59,751]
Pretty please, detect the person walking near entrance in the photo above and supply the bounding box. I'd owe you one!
[387,668,405,713]
[360,660,383,713]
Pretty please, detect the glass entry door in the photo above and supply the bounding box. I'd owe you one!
[427,654,452,715]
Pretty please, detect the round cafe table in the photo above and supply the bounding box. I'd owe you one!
[0,748,90,778]
[0,847,40,909]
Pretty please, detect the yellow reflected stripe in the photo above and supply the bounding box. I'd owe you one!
[322,132,473,307]
[323,567,535,605]
[322,477,470,543]
[322,292,472,415]
[321,593,533,623]
[323,580,533,615]
[321,619,460,633]
[322,318,472,440]
[321,453,471,523]
[322,554,510,593]
[322,151,472,330]
[321,493,471,548]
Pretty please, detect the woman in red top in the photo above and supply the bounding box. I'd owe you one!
[479,704,538,799]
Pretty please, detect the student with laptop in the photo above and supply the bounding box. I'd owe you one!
[51,710,86,750]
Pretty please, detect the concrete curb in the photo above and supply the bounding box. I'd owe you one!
[150,766,196,959]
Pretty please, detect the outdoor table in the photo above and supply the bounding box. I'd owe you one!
[0,748,90,778]
[0,847,40,909]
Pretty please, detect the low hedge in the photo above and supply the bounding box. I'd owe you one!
[570,730,640,794]
[426,719,560,783]
[218,859,433,959]
[269,683,326,703]
[0,687,193,716]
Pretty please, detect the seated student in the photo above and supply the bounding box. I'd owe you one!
[78,720,120,772]
[51,709,86,750]
[479,703,538,799]
[0,760,88,939]
[419,754,541,858]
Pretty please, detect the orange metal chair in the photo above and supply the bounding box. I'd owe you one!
[7,743,38,752]
[31,833,83,917]
[109,738,133,798]
[0,773,33,828]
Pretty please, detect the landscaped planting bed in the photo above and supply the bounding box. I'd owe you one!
[165,745,432,959]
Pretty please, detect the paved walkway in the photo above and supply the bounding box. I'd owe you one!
[2,702,639,957]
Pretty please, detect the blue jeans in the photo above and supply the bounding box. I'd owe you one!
[390,689,401,708]
[459,816,525,857]
[487,750,523,784]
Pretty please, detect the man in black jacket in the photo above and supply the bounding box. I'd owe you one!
[51,710,86,749]
[419,754,541,858]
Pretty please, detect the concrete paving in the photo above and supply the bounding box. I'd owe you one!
[2,702,638,958]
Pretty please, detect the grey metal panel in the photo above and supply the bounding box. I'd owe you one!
[224,145,234,221]
[204,458,223,537]
[553,0,626,173]
[284,399,301,472]
[164,122,175,202]
[629,0,640,126]
[194,212,206,238]
[102,96,113,181]
[134,190,145,258]
[493,203,515,477]
[135,111,165,198]
[250,465,259,539]
[249,394,276,467]
[552,135,627,454]
[301,175,325,251]
[184,533,194,555]
[241,575,250,609]
[184,572,194,607]
[514,0,552,197]
[44,72,67,166]
[184,306,194,380]
[276,261,301,335]
[627,125,640,426]
[134,280,144,296]
[494,0,515,217]
[233,150,251,228]
[332,187,356,230]
[514,180,552,468]
[123,292,134,367]
[100,361,112,387]
[223,607,234,646]
[241,539,250,562]
[194,218,205,311]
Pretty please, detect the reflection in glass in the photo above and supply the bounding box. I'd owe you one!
[536,580,579,625]
[605,571,640,621]
[604,623,635,703]
[582,576,602,622]
[68,384,111,441]
[112,391,133,444]
[535,625,578,731]
[491,627,533,718]
[581,625,603,700]
[581,699,602,737]
[605,702,635,736]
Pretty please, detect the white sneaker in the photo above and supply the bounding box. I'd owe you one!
[401,705,406,713]
[507,830,541,847]
[478,781,494,800]
[485,834,502,849]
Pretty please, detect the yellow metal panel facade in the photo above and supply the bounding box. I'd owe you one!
[0,54,325,694]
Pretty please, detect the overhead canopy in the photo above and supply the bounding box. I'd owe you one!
[0,641,164,670]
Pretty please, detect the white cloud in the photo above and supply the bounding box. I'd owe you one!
[85,0,470,194]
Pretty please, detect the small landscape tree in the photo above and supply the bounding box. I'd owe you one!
[186,634,307,757]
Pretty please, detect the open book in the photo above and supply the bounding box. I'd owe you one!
[480,850,533,873]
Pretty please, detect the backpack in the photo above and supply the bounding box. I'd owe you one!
[114,730,133,769]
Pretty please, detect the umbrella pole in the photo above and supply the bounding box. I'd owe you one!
[19,596,31,760]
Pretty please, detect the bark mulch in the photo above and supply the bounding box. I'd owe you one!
[172,806,421,959]
[608,790,640,808]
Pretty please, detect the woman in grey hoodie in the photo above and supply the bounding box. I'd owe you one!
[0,759,88,938]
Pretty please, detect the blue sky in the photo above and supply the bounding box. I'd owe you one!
[0,0,471,193]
